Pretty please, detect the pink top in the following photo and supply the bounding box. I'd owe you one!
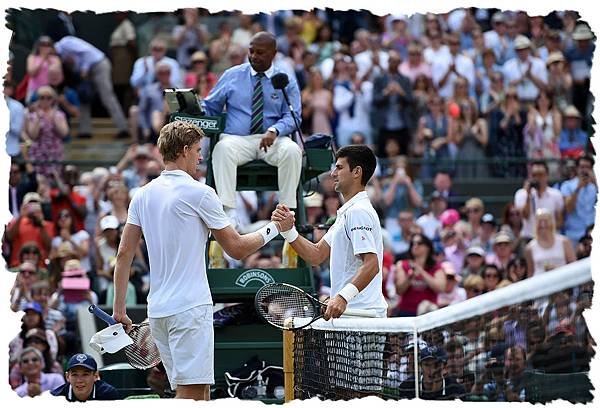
[395,260,441,315]
[26,55,61,100]
[399,61,432,84]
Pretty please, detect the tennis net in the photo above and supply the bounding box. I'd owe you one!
[289,257,594,402]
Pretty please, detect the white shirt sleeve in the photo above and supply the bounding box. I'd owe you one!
[345,209,378,256]
[197,187,231,230]
[323,227,334,246]
[127,190,142,227]
[552,189,565,212]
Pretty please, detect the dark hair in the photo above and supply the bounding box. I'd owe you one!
[335,145,377,186]
[54,209,76,235]
[23,334,55,373]
[576,154,594,167]
[483,264,502,279]
[20,310,46,341]
[445,339,464,356]
[408,233,437,270]
[19,242,42,263]
[507,257,527,282]
[530,160,549,173]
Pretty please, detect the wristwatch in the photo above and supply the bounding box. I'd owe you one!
[267,126,279,136]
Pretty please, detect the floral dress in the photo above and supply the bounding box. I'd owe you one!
[27,109,66,177]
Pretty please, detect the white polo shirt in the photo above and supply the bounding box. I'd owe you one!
[127,170,229,318]
[514,186,564,239]
[323,191,388,316]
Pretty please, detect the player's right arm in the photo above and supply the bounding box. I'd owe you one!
[211,226,275,260]
[272,204,330,265]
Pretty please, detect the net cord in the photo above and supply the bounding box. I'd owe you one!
[294,257,591,332]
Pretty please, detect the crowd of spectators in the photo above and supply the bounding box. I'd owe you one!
[3,7,596,398]
[383,281,594,401]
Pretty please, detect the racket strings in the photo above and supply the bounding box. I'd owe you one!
[256,285,318,328]
[125,323,161,370]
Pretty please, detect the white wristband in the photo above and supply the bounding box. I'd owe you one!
[338,283,359,303]
[280,227,299,242]
[258,221,279,245]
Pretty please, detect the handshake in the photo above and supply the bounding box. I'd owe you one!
[271,204,298,242]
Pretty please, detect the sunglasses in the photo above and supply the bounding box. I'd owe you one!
[59,212,71,218]
[21,357,40,364]
[22,249,40,255]
[20,269,37,275]
[411,240,425,246]
[193,59,206,64]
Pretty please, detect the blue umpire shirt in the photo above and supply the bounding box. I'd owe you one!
[203,63,301,137]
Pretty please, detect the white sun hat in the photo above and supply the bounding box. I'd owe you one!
[89,323,133,354]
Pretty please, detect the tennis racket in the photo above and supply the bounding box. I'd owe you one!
[255,283,377,330]
[88,304,161,370]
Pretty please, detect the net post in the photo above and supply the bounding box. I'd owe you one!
[283,317,295,402]
[413,325,419,399]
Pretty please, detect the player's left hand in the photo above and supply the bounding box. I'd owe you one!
[260,131,277,152]
[323,295,347,320]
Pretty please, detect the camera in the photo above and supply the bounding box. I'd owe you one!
[529,180,540,190]
[163,88,204,115]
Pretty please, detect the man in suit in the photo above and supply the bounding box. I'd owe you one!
[8,160,38,219]
[371,50,415,157]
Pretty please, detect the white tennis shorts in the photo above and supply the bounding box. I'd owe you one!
[149,304,214,389]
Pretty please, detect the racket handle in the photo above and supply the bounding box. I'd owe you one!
[88,304,117,325]
[342,308,378,318]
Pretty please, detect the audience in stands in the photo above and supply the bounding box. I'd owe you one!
[3,8,595,401]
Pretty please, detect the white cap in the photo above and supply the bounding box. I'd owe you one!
[100,215,120,231]
[89,323,133,354]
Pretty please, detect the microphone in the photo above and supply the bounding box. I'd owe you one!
[270,72,304,151]
[271,72,289,90]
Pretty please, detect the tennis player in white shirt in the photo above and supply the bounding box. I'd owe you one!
[112,121,284,400]
[273,144,388,319]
